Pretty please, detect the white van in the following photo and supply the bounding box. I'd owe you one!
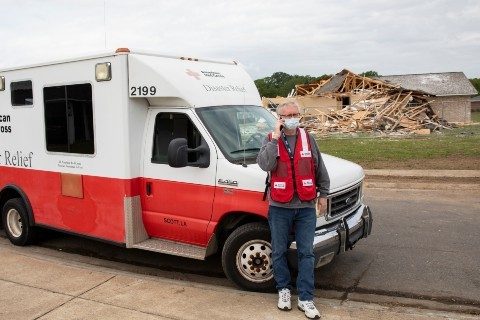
[0,48,372,291]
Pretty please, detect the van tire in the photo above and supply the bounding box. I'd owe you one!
[221,222,275,292]
[2,198,36,246]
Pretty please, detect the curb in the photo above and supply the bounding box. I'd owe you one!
[364,169,480,179]
[364,181,480,190]
[363,169,480,190]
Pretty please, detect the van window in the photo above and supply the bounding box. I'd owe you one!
[44,83,94,154]
[151,113,201,164]
[196,105,276,164]
[11,80,33,106]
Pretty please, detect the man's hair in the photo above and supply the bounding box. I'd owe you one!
[276,101,300,115]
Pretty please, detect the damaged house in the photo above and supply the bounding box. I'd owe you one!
[378,72,478,123]
[262,69,474,135]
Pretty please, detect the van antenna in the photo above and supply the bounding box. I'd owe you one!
[103,0,107,49]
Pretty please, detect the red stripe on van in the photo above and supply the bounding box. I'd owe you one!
[1,167,268,248]
[0,166,140,243]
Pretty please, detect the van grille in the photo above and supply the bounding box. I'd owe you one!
[329,184,361,219]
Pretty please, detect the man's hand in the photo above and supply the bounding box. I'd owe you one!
[317,197,327,214]
[272,119,284,140]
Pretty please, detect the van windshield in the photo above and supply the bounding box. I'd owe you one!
[196,105,277,163]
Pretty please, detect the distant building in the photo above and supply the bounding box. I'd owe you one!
[472,95,480,112]
[379,72,478,122]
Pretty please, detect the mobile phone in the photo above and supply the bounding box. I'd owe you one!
[279,119,284,131]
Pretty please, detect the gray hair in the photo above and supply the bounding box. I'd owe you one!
[276,101,300,115]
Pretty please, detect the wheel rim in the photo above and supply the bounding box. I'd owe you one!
[236,239,273,283]
[6,208,23,238]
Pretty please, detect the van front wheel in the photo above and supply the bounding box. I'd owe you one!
[221,222,275,292]
[2,198,36,246]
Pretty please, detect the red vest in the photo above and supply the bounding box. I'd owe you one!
[269,128,317,203]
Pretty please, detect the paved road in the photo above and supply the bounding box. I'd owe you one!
[2,188,479,310]
[318,188,480,306]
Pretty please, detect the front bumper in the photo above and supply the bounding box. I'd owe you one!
[287,204,373,268]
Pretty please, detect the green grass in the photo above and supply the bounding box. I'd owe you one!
[472,112,480,123]
[317,122,480,169]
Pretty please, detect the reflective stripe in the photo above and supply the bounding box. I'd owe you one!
[299,128,309,153]
[299,128,311,157]
[276,136,280,157]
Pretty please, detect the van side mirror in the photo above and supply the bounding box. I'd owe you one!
[167,138,188,167]
[167,138,210,168]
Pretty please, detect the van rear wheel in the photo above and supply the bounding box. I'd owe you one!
[2,198,36,246]
[221,222,275,292]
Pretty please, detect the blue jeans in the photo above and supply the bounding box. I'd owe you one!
[268,205,316,301]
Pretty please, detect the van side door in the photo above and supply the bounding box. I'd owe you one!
[142,109,217,246]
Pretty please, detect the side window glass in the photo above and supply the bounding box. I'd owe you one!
[11,80,33,106]
[44,83,95,154]
[151,113,202,164]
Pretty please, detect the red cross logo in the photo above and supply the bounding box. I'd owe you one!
[186,69,201,80]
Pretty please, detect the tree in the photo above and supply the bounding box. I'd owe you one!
[254,72,332,97]
[254,78,278,98]
[266,72,292,88]
[315,74,332,81]
[360,70,380,78]
[470,78,480,95]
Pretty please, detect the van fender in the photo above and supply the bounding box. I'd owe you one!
[0,185,35,226]
[205,212,268,258]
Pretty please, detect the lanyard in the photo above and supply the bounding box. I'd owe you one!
[281,131,294,159]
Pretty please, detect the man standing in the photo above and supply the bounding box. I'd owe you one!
[257,101,330,319]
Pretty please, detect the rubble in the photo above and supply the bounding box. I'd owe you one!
[264,69,452,135]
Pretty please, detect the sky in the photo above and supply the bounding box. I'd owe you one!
[0,0,479,79]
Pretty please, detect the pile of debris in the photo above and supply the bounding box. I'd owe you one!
[301,89,451,135]
[267,69,452,135]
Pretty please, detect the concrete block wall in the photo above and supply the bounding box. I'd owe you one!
[428,96,472,123]
[471,100,480,112]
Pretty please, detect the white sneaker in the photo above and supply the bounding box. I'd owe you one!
[298,299,321,319]
[277,288,292,311]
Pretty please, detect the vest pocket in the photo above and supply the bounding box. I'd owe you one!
[270,181,292,202]
[296,177,317,200]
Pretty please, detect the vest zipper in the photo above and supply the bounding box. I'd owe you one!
[291,158,297,195]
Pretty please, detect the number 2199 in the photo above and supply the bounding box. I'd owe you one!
[131,86,157,96]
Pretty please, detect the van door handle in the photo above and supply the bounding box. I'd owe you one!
[146,182,152,196]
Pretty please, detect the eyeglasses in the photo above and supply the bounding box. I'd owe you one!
[279,113,300,119]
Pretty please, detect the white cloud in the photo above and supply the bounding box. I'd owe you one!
[0,0,479,78]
